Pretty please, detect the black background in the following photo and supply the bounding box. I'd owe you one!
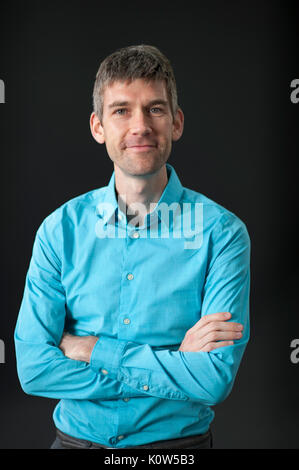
[0,1,298,449]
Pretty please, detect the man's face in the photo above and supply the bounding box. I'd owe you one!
[91,78,184,177]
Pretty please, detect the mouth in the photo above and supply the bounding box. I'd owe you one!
[126,145,156,151]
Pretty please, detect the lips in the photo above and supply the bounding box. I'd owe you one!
[126,145,156,153]
[127,145,155,148]
[126,144,156,148]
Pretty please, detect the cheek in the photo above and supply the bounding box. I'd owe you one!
[160,126,173,146]
[103,125,119,145]
[103,128,127,157]
[107,122,127,142]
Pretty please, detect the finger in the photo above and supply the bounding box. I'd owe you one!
[194,320,243,336]
[198,330,242,349]
[187,312,232,334]
[200,341,234,352]
[187,321,243,346]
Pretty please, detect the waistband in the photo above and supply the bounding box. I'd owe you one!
[56,427,212,449]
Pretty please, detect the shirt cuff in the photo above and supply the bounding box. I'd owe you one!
[90,336,127,376]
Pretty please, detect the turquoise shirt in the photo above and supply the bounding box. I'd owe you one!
[14,163,250,448]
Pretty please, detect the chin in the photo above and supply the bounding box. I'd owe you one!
[126,161,165,177]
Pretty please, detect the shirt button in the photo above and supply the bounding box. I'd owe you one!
[127,273,134,280]
[101,369,108,375]
[131,231,140,239]
[143,385,149,391]
[123,318,130,325]
[117,435,125,441]
[123,398,130,402]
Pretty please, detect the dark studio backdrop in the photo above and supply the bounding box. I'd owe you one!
[0,1,298,449]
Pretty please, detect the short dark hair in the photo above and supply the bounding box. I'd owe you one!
[92,44,178,121]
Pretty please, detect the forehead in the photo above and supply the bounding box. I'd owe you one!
[102,78,169,105]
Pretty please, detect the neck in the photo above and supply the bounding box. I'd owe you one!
[114,164,168,226]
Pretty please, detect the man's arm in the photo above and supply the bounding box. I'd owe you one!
[60,311,243,360]
[14,217,147,400]
[73,215,250,406]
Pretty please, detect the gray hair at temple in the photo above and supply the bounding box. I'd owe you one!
[92,45,179,122]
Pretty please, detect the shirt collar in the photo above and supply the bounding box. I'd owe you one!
[96,163,184,228]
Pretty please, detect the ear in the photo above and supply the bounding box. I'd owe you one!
[172,107,184,142]
[90,112,105,144]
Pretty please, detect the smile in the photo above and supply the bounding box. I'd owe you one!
[126,145,156,151]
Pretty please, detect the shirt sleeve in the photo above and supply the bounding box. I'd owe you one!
[14,214,146,401]
[90,214,250,406]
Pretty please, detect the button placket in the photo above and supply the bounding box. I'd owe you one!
[131,231,140,239]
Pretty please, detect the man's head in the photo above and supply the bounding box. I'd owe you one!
[90,45,184,177]
[92,44,179,122]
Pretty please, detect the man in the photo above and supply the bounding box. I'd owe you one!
[14,45,250,449]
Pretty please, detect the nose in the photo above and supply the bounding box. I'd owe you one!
[129,110,152,136]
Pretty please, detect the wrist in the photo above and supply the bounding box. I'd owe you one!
[84,336,99,363]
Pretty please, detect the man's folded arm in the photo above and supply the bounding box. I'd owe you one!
[14,220,146,400]
[89,215,251,406]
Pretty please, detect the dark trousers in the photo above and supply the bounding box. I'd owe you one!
[51,427,213,449]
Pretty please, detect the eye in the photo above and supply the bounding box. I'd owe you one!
[150,107,163,114]
[115,108,127,115]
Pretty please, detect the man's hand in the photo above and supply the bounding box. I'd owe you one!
[179,312,243,352]
[59,333,99,363]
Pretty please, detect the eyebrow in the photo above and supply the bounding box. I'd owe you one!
[108,99,169,109]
